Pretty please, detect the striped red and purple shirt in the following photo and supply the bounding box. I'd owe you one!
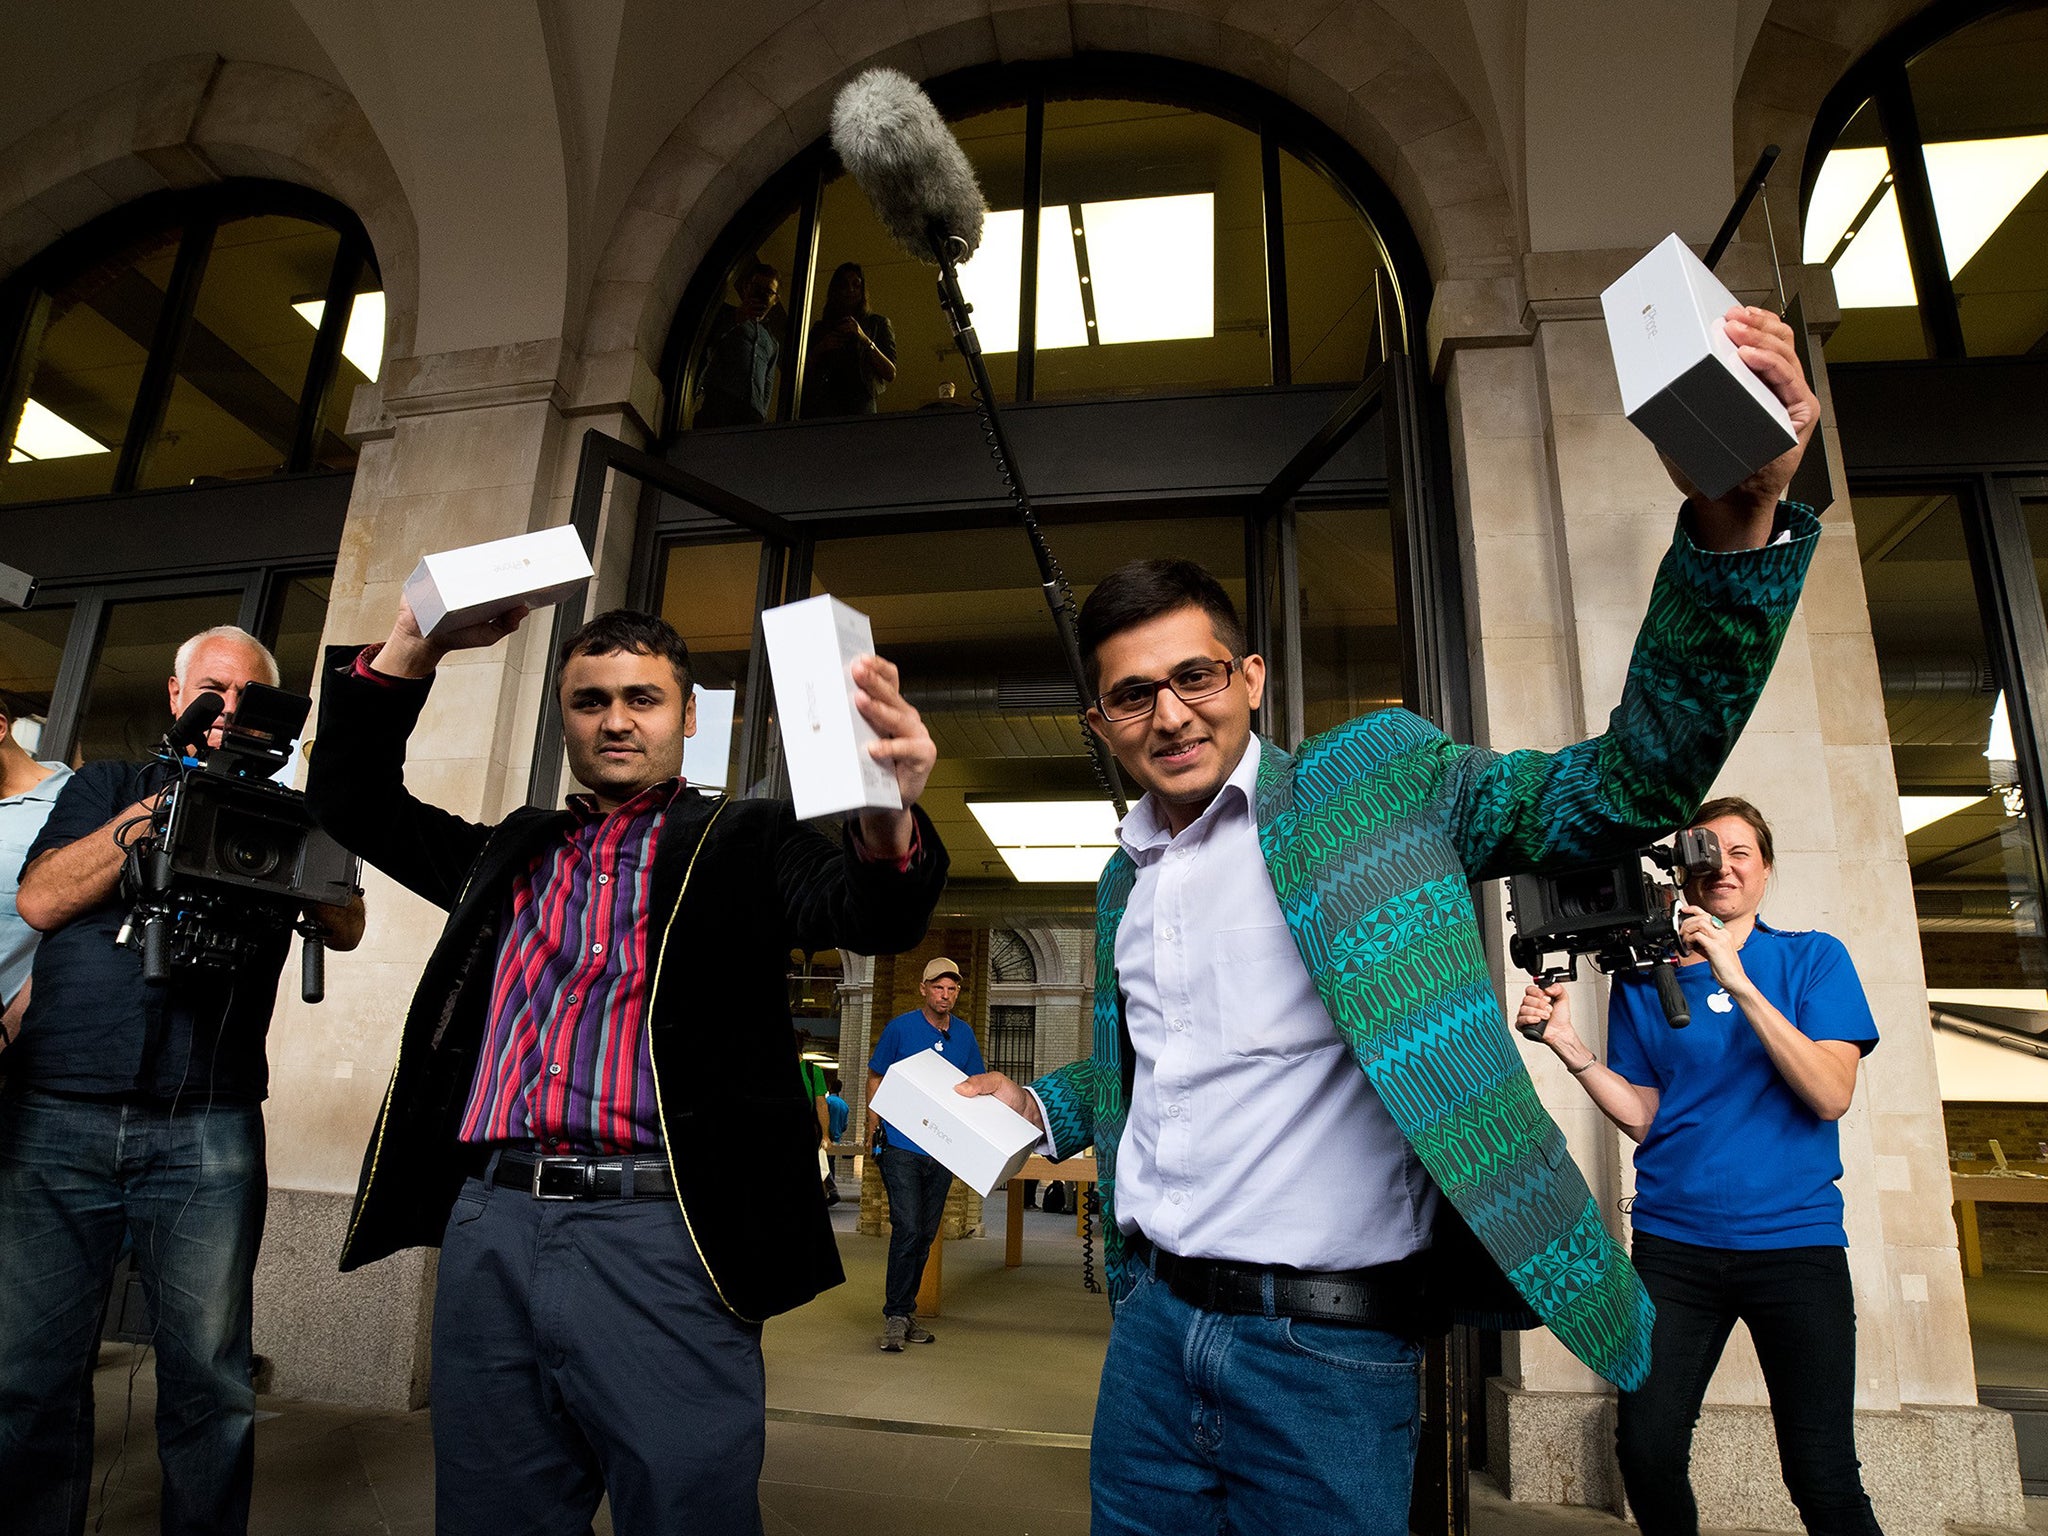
[456,778,684,1152]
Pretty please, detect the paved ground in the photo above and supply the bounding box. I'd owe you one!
[74,1194,2048,1533]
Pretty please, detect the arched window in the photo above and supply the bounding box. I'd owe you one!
[664,60,1417,432]
[0,179,380,505]
[0,180,377,763]
[989,929,1038,984]
[1801,5,2048,361]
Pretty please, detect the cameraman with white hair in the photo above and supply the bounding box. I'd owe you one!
[0,624,364,1535]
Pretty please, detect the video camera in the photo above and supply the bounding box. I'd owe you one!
[119,682,359,1003]
[1505,827,1722,1029]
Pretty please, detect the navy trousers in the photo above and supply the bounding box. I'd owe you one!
[430,1171,765,1536]
[876,1146,951,1319]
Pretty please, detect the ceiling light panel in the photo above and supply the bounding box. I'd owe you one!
[956,195,1212,352]
[1809,135,2048,308]
[1898,793,1986,836]
[968,799,1121,846]
[9,398,107,461]
[292,291,386,381]
[998,846,1119,884]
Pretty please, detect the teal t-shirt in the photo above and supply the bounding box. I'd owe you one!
[1607,920,1877,1249]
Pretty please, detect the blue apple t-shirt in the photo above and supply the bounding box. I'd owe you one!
[1606,920,1878,1250]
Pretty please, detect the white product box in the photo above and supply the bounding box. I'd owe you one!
[403,525,594,640]
[759,594,903,820]
[1600,233,1797,501]
[870,1046,1040,1196]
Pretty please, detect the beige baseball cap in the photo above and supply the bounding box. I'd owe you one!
[921,957,963,985]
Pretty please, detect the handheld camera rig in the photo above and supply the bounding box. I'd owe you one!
[118,683,359,1003]
[1505,826,1722,1029]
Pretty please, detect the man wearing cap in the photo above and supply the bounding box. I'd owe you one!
[865,957,982,1350]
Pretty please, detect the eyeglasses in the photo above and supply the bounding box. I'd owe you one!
[1094,658,1242,722]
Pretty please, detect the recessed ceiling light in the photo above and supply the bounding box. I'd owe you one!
[967,799,1121,884]
[292,290,386,381]
[8,398,107,462]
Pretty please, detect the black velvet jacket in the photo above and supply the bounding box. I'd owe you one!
[306,656,947,1321]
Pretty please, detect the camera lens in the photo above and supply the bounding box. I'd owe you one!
[1555,870,1619,919]
[219,826,284,880]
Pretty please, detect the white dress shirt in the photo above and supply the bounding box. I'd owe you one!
[1082,738,1437,1270]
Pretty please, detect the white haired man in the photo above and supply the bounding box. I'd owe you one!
[0,625,364,1534]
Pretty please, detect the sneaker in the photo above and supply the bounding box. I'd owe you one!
[880,1315,909,1352]
[905,1318,935,1344]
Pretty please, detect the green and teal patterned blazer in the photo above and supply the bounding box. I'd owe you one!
[1031,506,1819,1391]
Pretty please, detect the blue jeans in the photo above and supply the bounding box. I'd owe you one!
[0,1084,266,1536]
[431,1169,767,1536]
[1619,1232,1881,1536]
[1090,1264,1424,1535]
[877,1146,952,1318]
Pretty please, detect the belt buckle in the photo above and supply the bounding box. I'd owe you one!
[532,1157,583,1200]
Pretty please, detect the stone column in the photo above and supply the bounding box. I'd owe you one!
[253,344,648,1408]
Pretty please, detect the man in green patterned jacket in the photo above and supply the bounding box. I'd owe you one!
[959,306,1820,1535]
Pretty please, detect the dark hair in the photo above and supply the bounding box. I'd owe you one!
[0,688,38,726]
[557,610,693,693]
[1078,559,1247,691]
[823,261,868,319]
[1688,795,1775,866]
[739,258,779,290]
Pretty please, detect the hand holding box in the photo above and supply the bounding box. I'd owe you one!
[403,525,594,640]
[1601,234,1797,502]
[761,594,905,820]
[870,1047,1040,1196]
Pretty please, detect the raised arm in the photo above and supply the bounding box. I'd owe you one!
[304,599,524,909]
[1443,308,1822,879]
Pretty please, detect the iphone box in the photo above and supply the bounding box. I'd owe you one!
[760,594,903,820]
[871,1047,1040,1195]
[1600,234,1796,500]
[404,525,593,639]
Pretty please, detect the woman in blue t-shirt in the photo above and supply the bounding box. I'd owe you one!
[1517,797,1882,1536]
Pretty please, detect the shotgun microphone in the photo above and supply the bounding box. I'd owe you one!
[165,693,225,759]
[829,67,986,264]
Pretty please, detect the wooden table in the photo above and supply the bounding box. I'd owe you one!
[1005,1154,1100,1268]
[1951,1172,2048,1277]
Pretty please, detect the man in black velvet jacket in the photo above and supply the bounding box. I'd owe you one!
[307,599,945,1536]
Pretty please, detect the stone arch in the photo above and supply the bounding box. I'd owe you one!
[1732,0,1928,251]
[578,0,1515,396]
[0,52,419,365]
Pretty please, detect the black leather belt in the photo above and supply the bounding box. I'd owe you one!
[1129,1233,1433,1335]
[486,1149,676,1201]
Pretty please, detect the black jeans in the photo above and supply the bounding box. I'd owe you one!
[1618,1231,1882,1536]
[877,1145,952,1318]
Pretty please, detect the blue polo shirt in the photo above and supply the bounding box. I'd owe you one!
[1607,920,1878,1250]
[869,1007,985,1159]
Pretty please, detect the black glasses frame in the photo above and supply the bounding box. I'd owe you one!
[1094,657,1244,722]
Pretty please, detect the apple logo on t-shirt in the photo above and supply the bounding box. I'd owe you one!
[1708,990,1734,1014]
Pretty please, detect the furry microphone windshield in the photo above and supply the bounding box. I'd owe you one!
[829,67,986,264]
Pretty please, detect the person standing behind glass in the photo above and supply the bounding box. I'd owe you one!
[694,259,783,427]
[801,262,896,418]
[1517,796,1882,1536]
